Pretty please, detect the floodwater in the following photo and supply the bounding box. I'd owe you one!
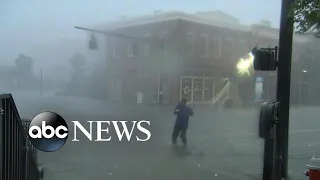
[11,90,320,180]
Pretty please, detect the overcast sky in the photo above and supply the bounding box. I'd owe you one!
[0,0,281,65]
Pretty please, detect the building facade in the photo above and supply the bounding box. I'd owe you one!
[99,11,316,105]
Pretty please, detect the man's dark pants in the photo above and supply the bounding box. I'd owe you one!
[172,125,187,145]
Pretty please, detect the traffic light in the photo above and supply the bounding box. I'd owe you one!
[252,47,278,71]
[89,33,98,50]
[259,100,279,139]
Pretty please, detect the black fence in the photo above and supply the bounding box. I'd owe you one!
[0,94,42,180]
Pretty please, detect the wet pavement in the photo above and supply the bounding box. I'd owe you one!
[12,91,320,180]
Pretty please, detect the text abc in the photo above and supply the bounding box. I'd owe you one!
[29,120,151,142]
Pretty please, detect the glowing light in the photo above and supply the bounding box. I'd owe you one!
[236,52,254,76]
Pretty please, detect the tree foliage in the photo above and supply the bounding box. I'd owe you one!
[292,0,320,37]
[69,53,86,71]
[14,54,33,73]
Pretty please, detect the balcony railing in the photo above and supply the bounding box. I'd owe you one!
[0,94,42,180]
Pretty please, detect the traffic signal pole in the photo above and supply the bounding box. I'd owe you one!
[277,0,294,178]
[255,0,294,179]
[74,26,164,104]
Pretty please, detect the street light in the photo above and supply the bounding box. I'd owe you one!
[236,52,254,76]
[74,26,165,104]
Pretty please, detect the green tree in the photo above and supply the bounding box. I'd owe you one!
[292,0,320,37]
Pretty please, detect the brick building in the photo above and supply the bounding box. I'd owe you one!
[96,11,315,104]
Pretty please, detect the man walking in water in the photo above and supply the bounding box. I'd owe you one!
[172,98,194,147]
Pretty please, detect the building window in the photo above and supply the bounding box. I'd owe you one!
[226,37,234,51]
[113,77,122,100]
[213,37,222,58]
[158,32,169,55]
[112,37,118,58]
[127,41,138,57]
[160,32,169,41]
[200,34,209,57]
[186,32,195,55]
[143,34,151,55]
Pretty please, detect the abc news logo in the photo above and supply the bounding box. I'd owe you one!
[28,112,151,152]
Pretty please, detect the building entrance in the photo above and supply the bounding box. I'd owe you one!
[180,76,214,103]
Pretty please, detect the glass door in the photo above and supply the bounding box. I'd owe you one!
[204,78,213,102]
[192,77,203,102]
[180,78,192,101]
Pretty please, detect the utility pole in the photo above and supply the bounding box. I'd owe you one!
[158,41,164,104]
[276,0,294,178]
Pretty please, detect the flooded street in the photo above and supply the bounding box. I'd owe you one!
[13,92,319,180]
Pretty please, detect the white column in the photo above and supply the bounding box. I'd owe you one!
[212,77,216,100]
[202,78,205,102]
[179,77,182,101]
[167,74,171,103]
[157,71,160,103]
[191,78,194,102]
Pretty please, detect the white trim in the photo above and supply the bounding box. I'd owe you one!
[200,34,209,57]
[103,15,251,32]
[100,15,309,43]
[186,32,195,55]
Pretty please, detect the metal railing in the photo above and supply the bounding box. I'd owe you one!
[0,94,42,180]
